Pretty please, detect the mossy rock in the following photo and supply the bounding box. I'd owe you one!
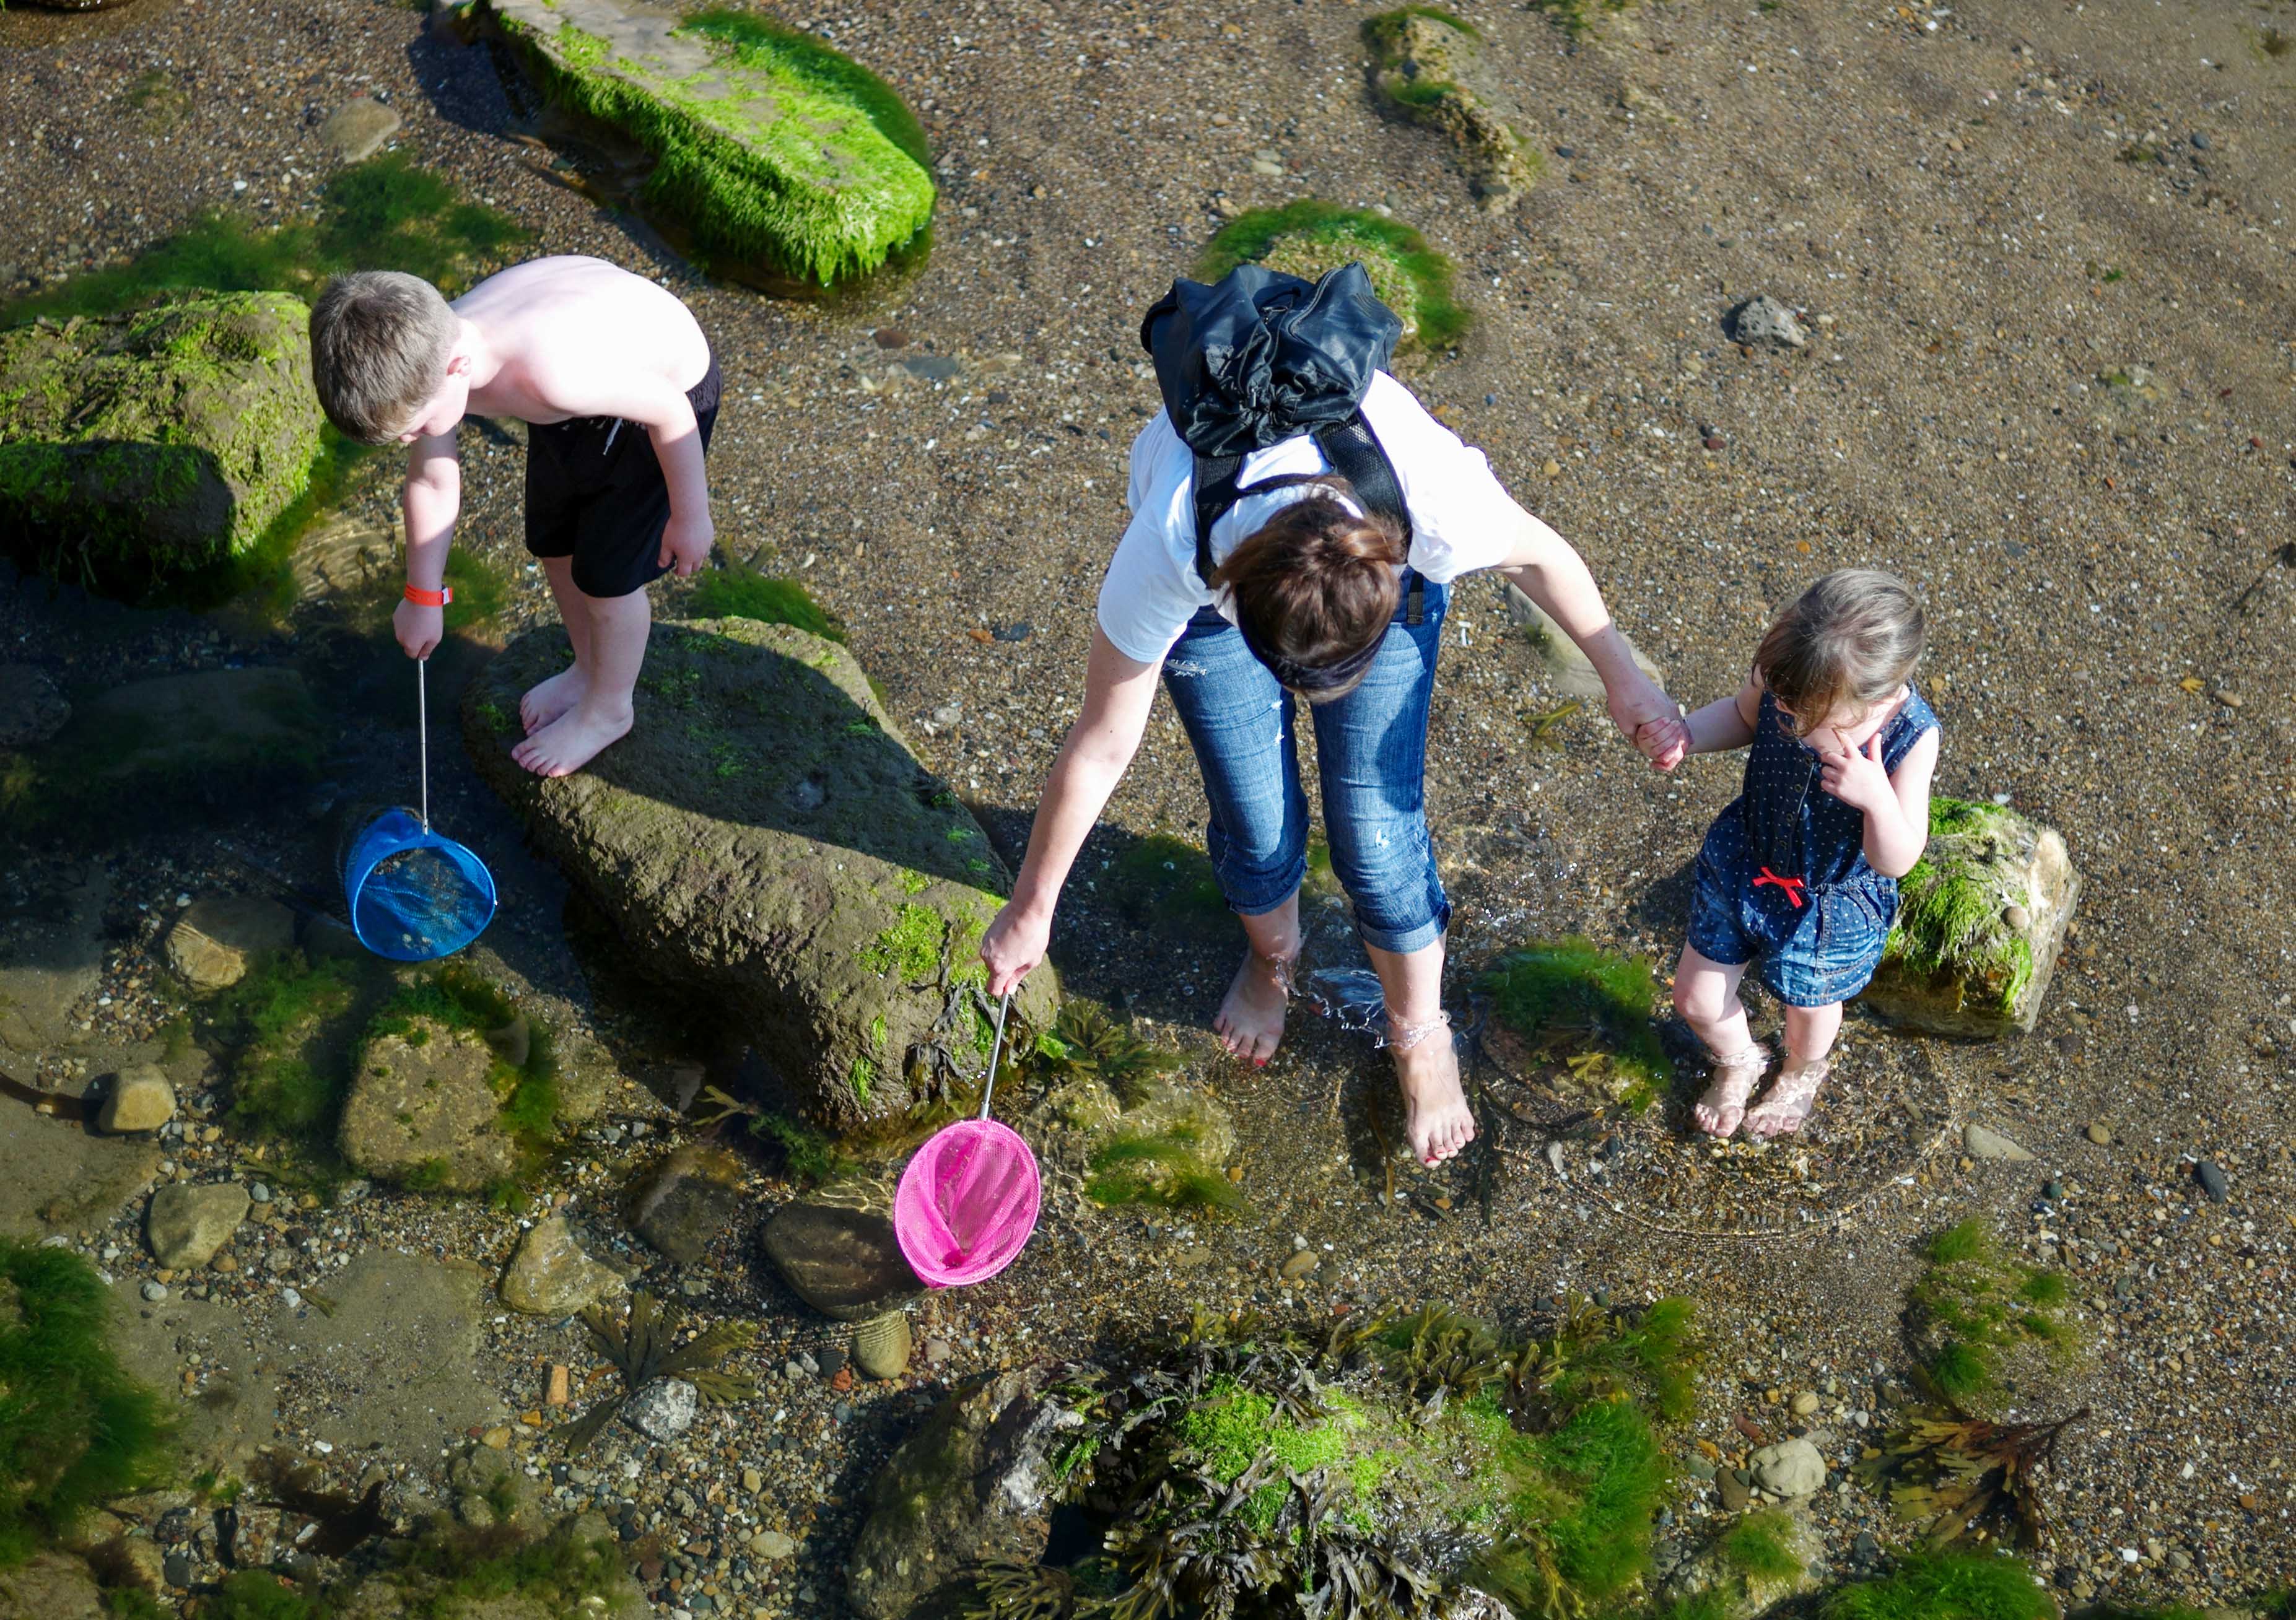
[338,1015,522,1193]
[0,292,322,590]
[1861,798,2080,1039]
[1202,199,1468,351]
[462,617,1058,1133]
[1660,1510,1823,1620]
[478,0,933,285]
[1363,9,1543,211]
[1903,1219,2080,1419]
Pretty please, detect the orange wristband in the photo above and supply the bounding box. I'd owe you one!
[403,584,453,607]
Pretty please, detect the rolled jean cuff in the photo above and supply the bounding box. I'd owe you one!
[1213,853,1307,918]
[1354,897,1450,956]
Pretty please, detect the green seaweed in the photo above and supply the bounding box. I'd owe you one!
[214,950,367,1144]
[491,4,934,286]
[0,1240,177,1565]
[1881,798,2038,1017]
[862,903,948,983]
[1721,1511,1806,1582]
[1199,199,1468,352]
[689,562,845,642]
[1907,1220,2076,1399]
[1823,1552,2056,1620]
[1478,938,1671,1110]
[1085,1132,1244,1215]
[358,964,565,1171]
[1109,834,1231,936]
[199,1522,627,1619]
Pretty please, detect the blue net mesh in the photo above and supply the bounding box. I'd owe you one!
[341,807,496,963]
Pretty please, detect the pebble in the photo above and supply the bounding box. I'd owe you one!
[2085,1123,2113,1146]
[2194,1159,2229,1202]
[250,1182,272,1203]
[1279,1249,1319,1281]
[1963,1123,2035,1161]
[626,1378,701,1442]
[750,1530,795,1561]
[1702,435,1726,451]
[1789,1390,1820,1418]
[141,1281,168,1302]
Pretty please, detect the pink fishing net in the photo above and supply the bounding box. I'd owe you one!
[893,1118,1042,1288]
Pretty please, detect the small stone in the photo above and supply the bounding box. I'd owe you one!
[751,1530,795,1561]
[1702,435,1726,451]
[1716,1468,1752,1512]
[1963,1123,2035,1161]
[1749,1437,1827,1497]
[1541,458,1561,478]
[500,1217,623,1317]
[2002,903,2030,931]
[97,1065,176,1134]
[1685,1455,1716,1481]
[2191,131,2211,150]
[2194,1160,2229,1202]
[1726,294,1809,351]
[164,1551,194,1588]
[923,1337,953,1365]
[146,1182,250,1269]
[1789,1390,1820,1418]
[248,1182,272,1203]
[873,328,909,349]
[631,1146,749,1265]
[2085,1123,2113,1146]
[546,1364,570,1407]
[164,896,295,993]
[1546,1141,1567,1177]
[480,1426,513,1450]
[318,96,402,163]
[742,1468,763,1494]
[624,1378,699,1442]
[142,1281,168,1302]
[1279,1249,1319,1281]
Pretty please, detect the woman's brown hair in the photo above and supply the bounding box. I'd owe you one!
[1755,568,1927,738]
[1209,478,1406,702]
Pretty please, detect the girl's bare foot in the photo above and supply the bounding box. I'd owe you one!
[520,665,588,734]
[1743,1057,1831,1139]
[511,700,632,778]
[1693,1043,1770,1138]
[1213,948,1294,1066]
[1389,1014,1472,1165]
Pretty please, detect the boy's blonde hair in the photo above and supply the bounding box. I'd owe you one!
[308,271,459,444]
[1756,568,1926,738]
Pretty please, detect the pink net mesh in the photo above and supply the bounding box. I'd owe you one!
[893,1119,1042,1288]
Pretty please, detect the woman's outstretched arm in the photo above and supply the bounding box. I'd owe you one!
[980,627,1164,994]
[1492,495,1687,769]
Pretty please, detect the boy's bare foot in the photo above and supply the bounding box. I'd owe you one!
[1390,1018,1472,1165]
[1693,1044,1770,1138]
[520,665,588,734]
[511,702,632,778]
[1743,1057,1831,1139]
[1213,948,1293,1066]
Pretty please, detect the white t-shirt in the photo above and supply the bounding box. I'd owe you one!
[1094,371,1522,664]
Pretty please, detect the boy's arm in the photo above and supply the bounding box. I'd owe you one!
[551,372,714,575]
[394,431,460,661]
[1679,675,1763,756]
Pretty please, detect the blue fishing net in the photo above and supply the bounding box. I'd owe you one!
[341,806,496,962]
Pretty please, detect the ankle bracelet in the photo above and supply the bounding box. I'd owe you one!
[1379,1010,1451,1052]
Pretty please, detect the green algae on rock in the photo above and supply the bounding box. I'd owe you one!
[1861,797,2079,1038]
[479,0,934,286]
[461,617,1057,1132]
[1478,938,1671,1114]
[1903,1218,2079,1414]
[1200,199,1468,351]
[1363,9,1543,211]
[0,293,322,589]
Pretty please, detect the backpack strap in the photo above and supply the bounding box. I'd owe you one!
[1190,410,1415,591]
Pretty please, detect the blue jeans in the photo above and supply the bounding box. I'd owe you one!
[1160,578,1451,954]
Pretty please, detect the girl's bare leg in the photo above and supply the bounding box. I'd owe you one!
[1674,945,1768,1137]
[1364,936,1472,1166]
[1743,1000,1844,1139]
[1216,891,1301,1066]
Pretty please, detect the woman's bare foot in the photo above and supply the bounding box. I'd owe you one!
[520,665,588,734]
[1213,948,1293,1066]
[1693,1044,1770,1138]
[1390,1021,1472,1165]
[1743,1057,1831,1139]
[512,700,632,778]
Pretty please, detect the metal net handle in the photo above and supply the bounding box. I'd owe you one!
[980,990,1011,1120]
[417,657,431,835]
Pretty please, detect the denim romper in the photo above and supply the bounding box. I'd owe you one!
[1687,684,1940,1007]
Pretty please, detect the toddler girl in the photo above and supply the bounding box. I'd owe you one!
[1657,570,1942,1138]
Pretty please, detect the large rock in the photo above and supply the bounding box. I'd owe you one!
[1659,1510,1822,1620]
[164,895,296,993]
[95,1063,177,1134]
[1504,583,1664,702]
[1749,1438,1826,1498]
[318,96,402,162]
[463,619,1058,1131]
[1861,798,2079,1038]
[7,668,323,837]
[146,1181,250,1269]
[761,1200,923,1323]
[338,1017,520,1193]
[1364,9,1542,211]
[848,1366,1078,1620]
[478,0,934,285]
[0,292,323,586]
[627,1143,746,1265]
[499,1216,623,1317]
[0,1552,105,1619]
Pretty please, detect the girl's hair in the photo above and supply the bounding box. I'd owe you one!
[1755,568,1926,738]
[1210,479,1405,703]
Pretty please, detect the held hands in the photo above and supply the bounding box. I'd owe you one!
[393,598,443,661]
[979,902,1049,998]
[658,510,716,578]
[1605,671,1689,772]
[1817,728,1893,812]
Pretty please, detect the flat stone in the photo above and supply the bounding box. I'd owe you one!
[751,1529,796,1561]
[852,1310,912,1380]
[2194,1160,2230,1203]
[628,1143,746,1265]
[338,1017,519,1193]
[0,664,70,747]
[500,1216,624,1316]
[2085,1122,2113,1146]
[1750,1437,1827,1497]
[0,1094,162,1236]
[759,1200,923,1322]
[318,96,401,162]
[164,895,295,993]
[1963,1123,2035,1161]
[624,1377,699,1441]
[95,1065,177,1134]
[146,1182,250,1269]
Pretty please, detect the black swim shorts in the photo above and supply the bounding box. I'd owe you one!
[524,354,722,599]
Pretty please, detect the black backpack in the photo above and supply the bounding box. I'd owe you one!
[1139,263,1415,591]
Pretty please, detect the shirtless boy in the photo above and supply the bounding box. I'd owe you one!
[308,256,722,777]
